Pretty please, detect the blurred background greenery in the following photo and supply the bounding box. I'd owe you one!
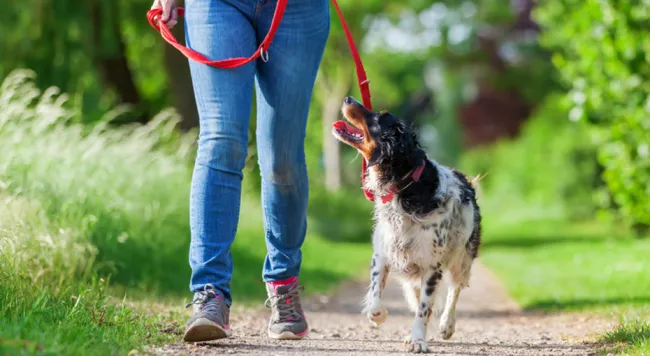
[0,0,648,354]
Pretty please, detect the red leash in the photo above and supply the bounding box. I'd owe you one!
[147,0,376,201]
[146,2,287,69]
[328,0,375,202]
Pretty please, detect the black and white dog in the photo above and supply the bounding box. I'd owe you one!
[332,97,482,353]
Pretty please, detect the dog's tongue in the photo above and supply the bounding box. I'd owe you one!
[332,121,348,131]
[333,120,364,135]
[362,158,375,201]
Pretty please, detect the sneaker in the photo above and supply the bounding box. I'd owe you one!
[264,277,309,340]
[183,284,232,342]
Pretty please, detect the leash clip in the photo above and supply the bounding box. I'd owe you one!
[260,47,270,63]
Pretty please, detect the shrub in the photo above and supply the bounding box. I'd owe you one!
[535,1,650,230]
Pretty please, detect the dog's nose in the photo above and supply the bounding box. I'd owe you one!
[344,96,353,105]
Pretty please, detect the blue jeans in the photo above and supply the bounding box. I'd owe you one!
[185,0,330,305]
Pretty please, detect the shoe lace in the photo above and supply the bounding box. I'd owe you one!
[185,284,221,315]
[264,284,304,323]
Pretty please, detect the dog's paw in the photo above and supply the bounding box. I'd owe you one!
[366,306,388,327]
[439,316,455,340]
[404,336,428,353]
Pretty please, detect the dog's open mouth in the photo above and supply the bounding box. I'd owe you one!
[332,120,365,144]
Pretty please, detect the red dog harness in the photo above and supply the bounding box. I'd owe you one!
[147,0,375,201]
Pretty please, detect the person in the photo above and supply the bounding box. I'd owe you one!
[150,0,330,342]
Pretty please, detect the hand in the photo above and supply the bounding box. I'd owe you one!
[151,0,178,29]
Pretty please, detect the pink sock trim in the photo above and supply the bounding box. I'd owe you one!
[268,277,297,287]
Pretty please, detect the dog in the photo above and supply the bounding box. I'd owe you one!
[332,96,482,353]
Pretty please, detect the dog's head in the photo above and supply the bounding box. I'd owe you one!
[333,96,425,183]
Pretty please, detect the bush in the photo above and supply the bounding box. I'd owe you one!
[460,94,600,224]
[535,2,650,230]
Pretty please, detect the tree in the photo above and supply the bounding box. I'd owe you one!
[0,0,171,124]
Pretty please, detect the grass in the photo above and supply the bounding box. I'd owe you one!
[603,319,650,355]
[0,276,179,356]
[0,69,373,355]
[479,219,650,354]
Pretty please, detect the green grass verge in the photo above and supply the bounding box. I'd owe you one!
[479,219,650,354]
[603,318,650,355]
[0,70,372,354]
[0,277,178,356]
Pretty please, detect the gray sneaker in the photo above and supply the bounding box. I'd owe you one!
[183,284,232,342]
[265,280,309,340]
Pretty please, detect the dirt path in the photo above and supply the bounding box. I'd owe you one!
[152,261,613,355]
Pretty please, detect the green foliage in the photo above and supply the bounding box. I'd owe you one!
[535,1,650,229]
[0,0,170,123]
[0,70,194,294]
[308,189,374,243]
[461,94,600,223]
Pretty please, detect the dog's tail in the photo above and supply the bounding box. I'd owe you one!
[468,172,487,198]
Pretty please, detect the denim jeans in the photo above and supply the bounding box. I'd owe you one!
[185,0,330,305]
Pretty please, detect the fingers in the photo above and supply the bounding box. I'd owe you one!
[166,8,178,29]
[150,0,162,26]
[161,0,176,29]
[150,0,177,29]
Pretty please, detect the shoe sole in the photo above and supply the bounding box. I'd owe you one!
[184,318,231,342]
[268,329,309,340]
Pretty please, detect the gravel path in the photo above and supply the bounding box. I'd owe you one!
[152,261,613,355]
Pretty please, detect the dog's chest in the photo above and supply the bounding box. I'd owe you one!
[375,206,450,277]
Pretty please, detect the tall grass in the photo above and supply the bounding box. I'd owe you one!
[0,70,192,354]
[0,69,195,294]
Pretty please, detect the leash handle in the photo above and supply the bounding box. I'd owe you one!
[146,2,286,69]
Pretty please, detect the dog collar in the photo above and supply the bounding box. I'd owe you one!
[379,160,426,204]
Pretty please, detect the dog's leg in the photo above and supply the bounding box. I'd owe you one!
[405,267,443,353]
[439,284,460,340]
[363,252,390,327]
[440,253,472,340]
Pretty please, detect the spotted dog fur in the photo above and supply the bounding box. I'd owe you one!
[332,97,482,353]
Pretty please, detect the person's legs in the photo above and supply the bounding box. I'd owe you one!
[253,0,329,340]
[185,0,257,306]
[254,0,330,285]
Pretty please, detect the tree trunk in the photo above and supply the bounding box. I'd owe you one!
[163,19,199,130]
[322,80,350,191]
[89,0,147,124]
